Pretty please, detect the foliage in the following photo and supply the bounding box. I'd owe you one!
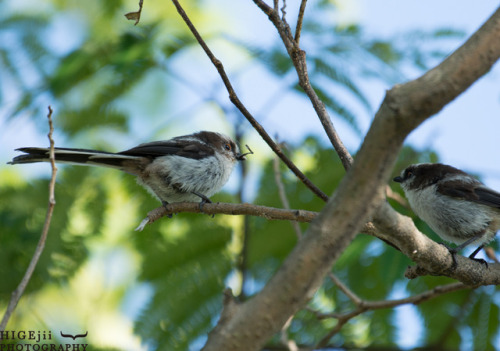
[0,0,496,350]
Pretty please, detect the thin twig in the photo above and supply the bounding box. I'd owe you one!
[280,0,287,22]
[273,155,302,238]
[280,316,299,351]
[328,273,362,305]
[236,131,251,300]
[273,0,279,12]
[0,106,57,330]
[135,202,318,231]
[135,201,384,234]
[170,0,329,202]
[314,277,468,348]
[253,0,274,16]
[251,0,354,171]
[294,0,308,44]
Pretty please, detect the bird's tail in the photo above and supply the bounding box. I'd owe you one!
[8,147,140,170]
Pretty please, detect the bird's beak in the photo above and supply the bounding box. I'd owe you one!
[237,144,253,161]
[393,176,403,183]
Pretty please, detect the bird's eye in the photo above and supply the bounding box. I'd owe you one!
[406,171,413,178]
[224,143,232,151]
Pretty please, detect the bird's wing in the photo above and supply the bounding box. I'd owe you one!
[437,180,500,209]
[473,187,500,208]
[119,140,214,160]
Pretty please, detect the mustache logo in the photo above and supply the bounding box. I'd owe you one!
[60,331,88,340]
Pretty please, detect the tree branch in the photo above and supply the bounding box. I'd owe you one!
[170,0,329,202]
[135,202,318,231]
[294,0,308,45]
[252,0,354,170]
[273,156,302,238]
[315,277,467,348]
[236,133,251,300]
[202,6,500,350]
[0,106,57,330]
[279,316,299,351]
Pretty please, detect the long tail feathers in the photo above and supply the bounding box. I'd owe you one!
[8,147,140,169]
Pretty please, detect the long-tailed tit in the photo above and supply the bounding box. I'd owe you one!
[394,163,500,265]
[9,131,250,206]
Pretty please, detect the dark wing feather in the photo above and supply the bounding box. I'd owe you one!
[119,140,214,160]
[437,180,500,208]
[473,187,500,208]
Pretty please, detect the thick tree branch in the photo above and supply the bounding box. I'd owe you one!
[202,6,500,350]
[0,107,57,330]
[170,0,329,202]
[373,203,500,286]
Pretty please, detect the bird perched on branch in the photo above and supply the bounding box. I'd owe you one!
[9,131,250,206]
[394,163,500,265]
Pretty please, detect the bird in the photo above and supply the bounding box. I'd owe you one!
[393,163,500,265]
[9,131,249,206]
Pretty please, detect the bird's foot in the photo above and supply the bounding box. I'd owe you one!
[161,201,173,218]
[468,251,488,268]
[191,192,214,218]
[468,245,488,266]
[439,242,489,269]
[439,242,459,269]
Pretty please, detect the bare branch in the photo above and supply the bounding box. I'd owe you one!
[315,279,467,348]
[279,316,299,351]
[273,156,302,238]
[328,273,362,306]
[0,106,57,330]
[273,0,279,12]
[251,0,354,170]
[294,0,308,44]
[253,0,274,16]
[280,0,287,22]
[170,0,328,202]
[235,135,251,300]
[375,203,500,286]
[135,202,318,231]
